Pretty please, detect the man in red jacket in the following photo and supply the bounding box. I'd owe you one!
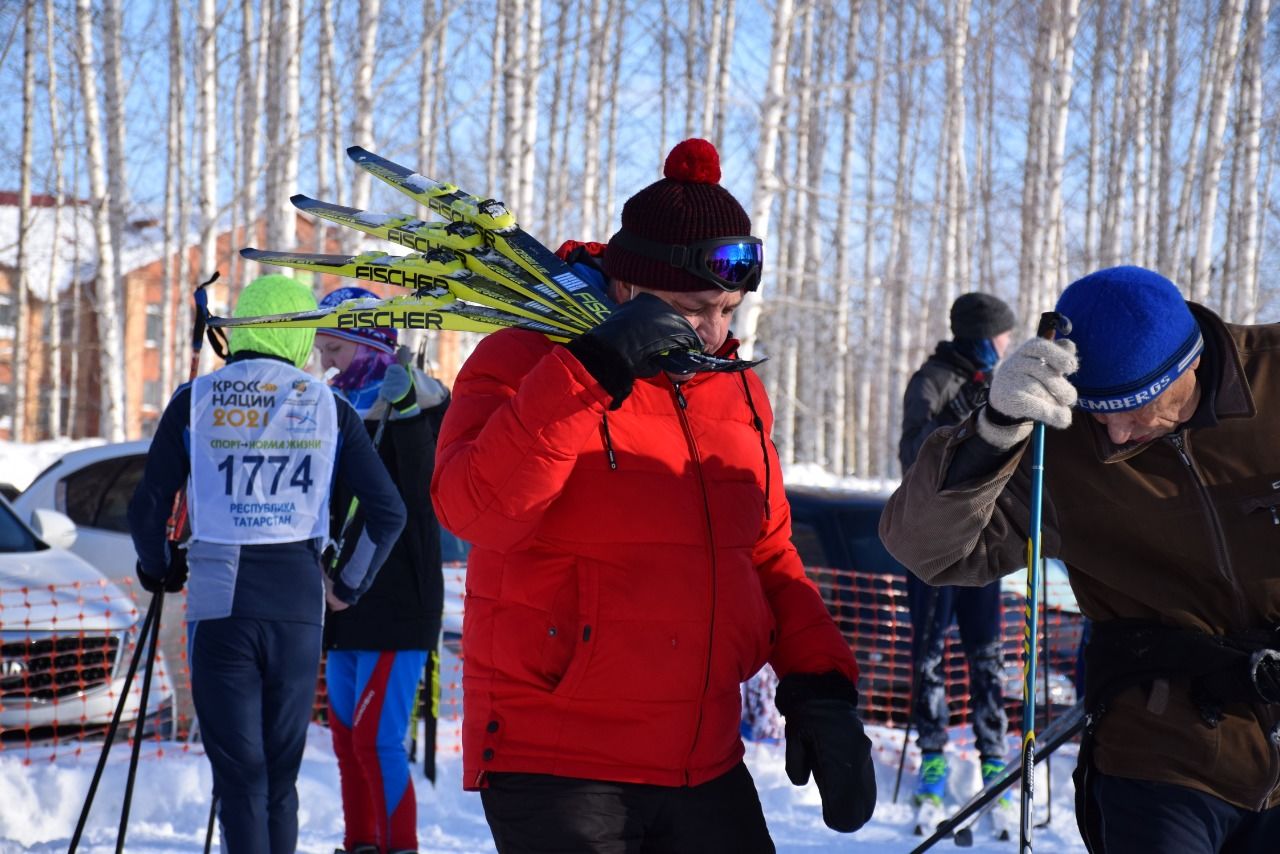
[431,139,876,853]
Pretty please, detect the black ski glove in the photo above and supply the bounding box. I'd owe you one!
[775,671,877,833]
[136,558,187,594]
[946,377,989,423]
[565,293,701,408]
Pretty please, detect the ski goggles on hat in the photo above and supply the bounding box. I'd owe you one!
[610,230,764,292]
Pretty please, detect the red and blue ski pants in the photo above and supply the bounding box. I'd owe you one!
[327,649,428,853]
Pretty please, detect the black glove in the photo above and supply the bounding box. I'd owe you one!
[564,293,701,408]
[136,558,187,594]
[946,377,988,423]
[775,671,877,833]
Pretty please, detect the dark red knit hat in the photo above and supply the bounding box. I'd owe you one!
[604,139,753,293]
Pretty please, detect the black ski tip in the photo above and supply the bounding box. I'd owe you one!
[347,144,372,161]
[240,247,263,259]
[953,827,973,847]
[997,829,1011,841]
[291,193,316,208]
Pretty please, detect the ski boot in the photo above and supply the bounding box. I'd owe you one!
[912,752,950,836]
[981,757,1016,841]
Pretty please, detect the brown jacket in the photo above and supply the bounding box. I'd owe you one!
[880,304,1280,811]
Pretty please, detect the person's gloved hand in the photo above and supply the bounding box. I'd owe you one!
[947,377,988,423]
[565,293,701,408]
[977,337,1079,449]
[380,363,420,419]
[775,671,877,833]
[135,558,187,594]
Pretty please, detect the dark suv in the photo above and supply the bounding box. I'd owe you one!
[785,484,1083,728]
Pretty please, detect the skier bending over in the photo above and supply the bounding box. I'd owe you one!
[129,274,405,854]
[430,138,877,853]
[315,288,451,854]
[880,266,1280,852]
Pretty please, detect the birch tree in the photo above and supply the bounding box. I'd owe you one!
[1189,0,1246,302]
[1235,0,1268,322]
[197,0,218,292]
[75,0,127,440]
[739,0,796,359]
[352,0,382,211]
[13,0,35,440]
[43,0,65,436]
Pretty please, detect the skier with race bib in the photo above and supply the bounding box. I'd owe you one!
[128,274,406,854]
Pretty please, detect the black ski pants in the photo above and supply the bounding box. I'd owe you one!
[190,616,322,854]
[907,574,1008,758]
[479,761,775,854]
[1080,772,1280,853]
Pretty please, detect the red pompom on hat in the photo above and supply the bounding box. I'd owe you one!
[663,138,721,184]
[605,138,752,293]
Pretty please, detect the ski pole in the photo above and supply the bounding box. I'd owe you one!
[327,345,412,578]
[893,584,942,803]
[1036,566,1054,830]
[116,589,165,853]
[203,794,218,853]
[68,594,160,853]
[1019,310,1071,854]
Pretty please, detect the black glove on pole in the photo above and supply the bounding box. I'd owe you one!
[565,293,701,408]
[136,559,187,594]
[776,671,878,833]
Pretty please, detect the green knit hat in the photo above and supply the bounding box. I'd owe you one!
[228,274,317,369]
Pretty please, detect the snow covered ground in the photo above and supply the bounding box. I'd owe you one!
[0,647,1088,853]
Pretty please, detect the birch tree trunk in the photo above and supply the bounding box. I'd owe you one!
[543,0,571,232]
[712,0,737,152]
[486,3,507,196]
[44,0,65,435]
[739,0,796,360]
[833,0,864,476]
[101,0,132,433]
[580,0,607,238]
[1189,0,1246,302]
[352,0,382,211]
[1235,0,1267,322]
[603,0,627,236]
[1041,0,1080,293]
[76,0,127,440]
[14,0,35,439]
[520,0,542,219]
[277,0,301,249]
[174,0,192,384]
[162,0,183,394]
[855,0,886,478]
[197,0,218,290]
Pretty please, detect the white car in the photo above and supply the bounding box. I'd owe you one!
[13,440,193,733]
[0,494,173,741]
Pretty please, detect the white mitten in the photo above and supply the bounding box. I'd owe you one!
[977,337,1079,449]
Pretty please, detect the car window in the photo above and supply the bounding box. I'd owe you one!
[0,500,40,553]
[94,456,147,534]
[790,521,829,568]
[841,508,904,576]
[62,458,131,531]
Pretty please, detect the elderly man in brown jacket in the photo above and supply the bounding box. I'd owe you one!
[880,266,1280,853]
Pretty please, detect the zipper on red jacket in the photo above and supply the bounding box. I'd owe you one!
[671,379,718,785]
[1168,431,1280,807]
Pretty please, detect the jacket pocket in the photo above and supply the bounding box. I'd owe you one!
[549,560,600,698]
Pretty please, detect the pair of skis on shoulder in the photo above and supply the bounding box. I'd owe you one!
[211,146,757,375]
[910,701,1086,853]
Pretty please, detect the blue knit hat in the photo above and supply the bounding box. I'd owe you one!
[315,286,397,353]
[1056,266,1203,413]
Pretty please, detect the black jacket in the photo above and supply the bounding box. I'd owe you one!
[898,341,986,472]
[325,372,451,650]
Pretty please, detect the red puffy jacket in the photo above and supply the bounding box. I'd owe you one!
[431,329,859,789]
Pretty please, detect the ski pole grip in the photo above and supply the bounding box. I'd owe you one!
[1036,311,1071,341]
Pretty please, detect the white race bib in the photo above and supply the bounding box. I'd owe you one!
[188,360,338,545]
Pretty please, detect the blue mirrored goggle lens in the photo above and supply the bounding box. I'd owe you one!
[703,242,763,284]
